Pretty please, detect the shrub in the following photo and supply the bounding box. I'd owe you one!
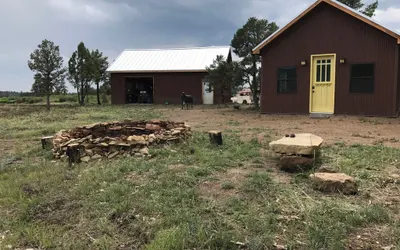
[0,97,8,103]
[101,94,109,104]
[27,98,43,104]
[15,98,24,104]
[58,97,67,103]
[58,96,77,103]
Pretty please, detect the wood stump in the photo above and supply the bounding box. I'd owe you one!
[41,136,54,149]
[209,130,223,145]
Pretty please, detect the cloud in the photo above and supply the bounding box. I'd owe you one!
[48,0,138,23]
[0,0,399,92]
[374,7,400,32]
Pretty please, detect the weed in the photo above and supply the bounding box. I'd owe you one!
[241,172,273,193]
[305,202,390,249]
[334,141,346,147]
[227,120,241,126]
[221,181,235,190]
[351,133,374,139]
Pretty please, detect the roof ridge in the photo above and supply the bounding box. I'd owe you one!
[123,46,231,52]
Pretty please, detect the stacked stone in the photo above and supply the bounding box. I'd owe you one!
[269,133,358,195]
[52,120,191,162]
[269,133,323,173]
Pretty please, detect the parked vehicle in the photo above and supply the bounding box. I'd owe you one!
[231,89,253,104]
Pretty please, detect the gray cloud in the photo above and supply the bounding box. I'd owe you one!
[0,0,399,91]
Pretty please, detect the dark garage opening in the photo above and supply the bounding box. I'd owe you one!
[125,77,154,104]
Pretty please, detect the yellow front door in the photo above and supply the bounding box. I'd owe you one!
[310,54,336,113]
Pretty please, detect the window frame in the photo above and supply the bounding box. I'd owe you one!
[349,63,375,94]
[277,66,297,94]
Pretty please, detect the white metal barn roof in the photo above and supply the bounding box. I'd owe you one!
[107,46,231,73]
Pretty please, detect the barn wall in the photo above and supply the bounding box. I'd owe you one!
[110,72,207,105]
[260,2,398,116]
[397,45,400,114]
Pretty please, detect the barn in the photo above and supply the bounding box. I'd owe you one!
[253,0,400,117]
[107,46,232,105]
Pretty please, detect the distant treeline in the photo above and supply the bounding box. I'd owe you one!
[0,86,103,98]
[0,91,40,97]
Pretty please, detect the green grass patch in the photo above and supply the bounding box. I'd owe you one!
[1,105,399,249]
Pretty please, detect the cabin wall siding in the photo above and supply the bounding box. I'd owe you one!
[260,2,398,116]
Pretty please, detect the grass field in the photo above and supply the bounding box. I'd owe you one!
[0,104,399,250]
[0,94,110,105]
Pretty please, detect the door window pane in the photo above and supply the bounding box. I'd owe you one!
[327,64,331,82]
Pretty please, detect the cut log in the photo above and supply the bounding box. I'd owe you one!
[41,136,54,149]
[209,130,223,145]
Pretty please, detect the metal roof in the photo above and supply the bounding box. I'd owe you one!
[107,46,231,73]
[253,0,400,54]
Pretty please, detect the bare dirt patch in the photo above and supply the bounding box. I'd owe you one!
[345,226,396,250]
[167,164,189,172]
[362,166,400,208]
[197,166,290,200]
[0,140,15,158]
[267,168,293,184]
[125,172,150,185]
[198,167,254,200]
[160,107,400,147]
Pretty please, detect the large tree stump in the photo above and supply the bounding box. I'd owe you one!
[209,130,223,145]
[41,136,54,149]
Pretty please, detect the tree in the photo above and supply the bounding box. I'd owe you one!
[231,17,279,109]
[204,55,244,103]
[54,82,68,95]
[337,0,378,17]
[100,78,111,95]
[28,39,66,110]
[90,49,109,105]
[31,74,46,94]
[68,42,92,106]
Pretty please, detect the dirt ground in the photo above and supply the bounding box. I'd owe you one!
[161,106,400,147]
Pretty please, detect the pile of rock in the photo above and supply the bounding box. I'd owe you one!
[52,120,191,162]
[309,172,358,195]
[269,133,358,195]
[269,133,323,173]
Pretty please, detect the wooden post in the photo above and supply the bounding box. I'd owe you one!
[41,136,54,149]
[209,130,223,145]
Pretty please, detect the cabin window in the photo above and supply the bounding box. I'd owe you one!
[277,67,297,93]
[350,63,374,93]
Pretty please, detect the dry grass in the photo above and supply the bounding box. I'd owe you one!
[0,104,399,250]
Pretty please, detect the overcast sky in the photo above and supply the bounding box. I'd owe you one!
[1,0,399,92]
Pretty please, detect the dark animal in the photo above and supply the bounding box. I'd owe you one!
[181,92,194,110]
[66,145,81,167]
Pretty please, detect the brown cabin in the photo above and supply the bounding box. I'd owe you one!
[253,0,400,117]
[106,46,232,105]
